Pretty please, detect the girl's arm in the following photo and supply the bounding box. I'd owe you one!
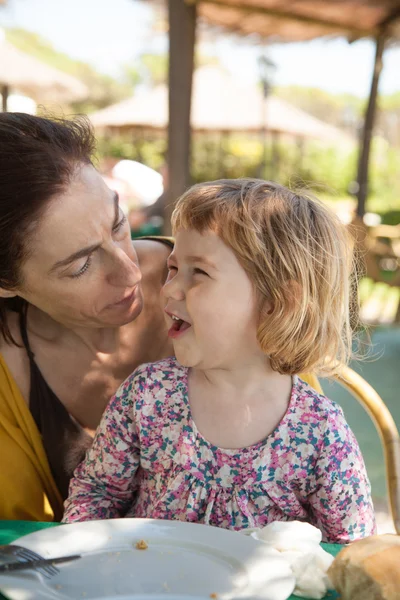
[62,375,141,522]
[307,406,376,544]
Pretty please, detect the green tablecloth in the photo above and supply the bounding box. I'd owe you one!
[0,520,341,600]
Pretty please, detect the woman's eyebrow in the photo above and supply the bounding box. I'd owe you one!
[49,191,119,274]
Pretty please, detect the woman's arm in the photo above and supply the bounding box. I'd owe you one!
[62,373,142,522]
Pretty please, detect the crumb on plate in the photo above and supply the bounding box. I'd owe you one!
[135,539,148,550]
[210,594,218,599]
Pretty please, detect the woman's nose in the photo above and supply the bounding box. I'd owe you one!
[108,248,142,288]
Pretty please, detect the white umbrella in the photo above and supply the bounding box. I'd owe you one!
[111,160,164,209]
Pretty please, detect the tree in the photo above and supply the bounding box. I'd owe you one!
[124,50,221,88]
[5,28,133,112]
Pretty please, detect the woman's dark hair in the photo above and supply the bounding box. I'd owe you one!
[0,113,95,344]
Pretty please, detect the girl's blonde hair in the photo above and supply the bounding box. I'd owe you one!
[172,179,358,377]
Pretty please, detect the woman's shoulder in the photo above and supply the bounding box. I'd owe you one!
[0,312,30,403]
[132,237,172,281]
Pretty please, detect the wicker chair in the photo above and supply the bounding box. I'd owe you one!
[333,365,400,534]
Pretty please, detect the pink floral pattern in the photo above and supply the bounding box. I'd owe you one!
[63,357,376,543]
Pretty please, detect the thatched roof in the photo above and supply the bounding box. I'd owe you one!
[0,30,88,102]
[191,0,400,42]
[91,66,350,143]
[145,0,400,41]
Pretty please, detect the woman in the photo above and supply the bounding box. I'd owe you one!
[0,113,173,521]
[0,113,320,522]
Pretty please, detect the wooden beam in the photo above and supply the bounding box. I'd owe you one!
[1,84,9,112]
[165,0,197,235]
[381,5,400,28]
[198,0,377,38]
[355,33,386,218]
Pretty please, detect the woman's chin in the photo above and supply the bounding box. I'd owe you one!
[102,293,144,326]
[124,294,144,323]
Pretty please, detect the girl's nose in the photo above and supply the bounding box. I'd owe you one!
[108,248,142,288]
[162,272,185,302]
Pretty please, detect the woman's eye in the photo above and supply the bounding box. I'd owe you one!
[112,213,127,233]
[71,255,92,279]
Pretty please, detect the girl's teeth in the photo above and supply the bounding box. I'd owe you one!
[172,315,180,321]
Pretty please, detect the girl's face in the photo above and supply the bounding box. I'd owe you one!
[162,228,266,370]
[9,164,143,329]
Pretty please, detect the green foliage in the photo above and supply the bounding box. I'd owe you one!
[123,51,221,89]
[296,143,357,194]
[124,53,168,88]
[96,134,167,171]
[97,131,400,214]
[274,85,365,128]
[380,91,400,110]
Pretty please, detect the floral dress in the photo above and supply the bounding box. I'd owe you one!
[63,357,376,543]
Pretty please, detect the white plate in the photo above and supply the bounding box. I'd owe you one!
[0,519,295,600]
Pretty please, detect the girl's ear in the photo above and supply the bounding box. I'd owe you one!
[0,287,17,299]
[259,280,302,318]
[258,294,274,317]
[283,280,303,311]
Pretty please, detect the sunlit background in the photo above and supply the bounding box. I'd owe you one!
[1,0,399,530]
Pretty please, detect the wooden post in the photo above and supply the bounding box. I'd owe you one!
[355,33,386,218]
[1,84,9,112]
[164,0,197,235]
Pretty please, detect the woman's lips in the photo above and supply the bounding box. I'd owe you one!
[109,287,138,308]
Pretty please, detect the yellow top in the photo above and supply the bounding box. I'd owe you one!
[0,353,63,521]
[0,348,321,522]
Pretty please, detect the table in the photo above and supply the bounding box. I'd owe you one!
[0,520,341,600]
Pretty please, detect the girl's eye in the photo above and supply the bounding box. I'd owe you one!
[112,212,127,233]
[193,267,208,276]
[71,255,92,279]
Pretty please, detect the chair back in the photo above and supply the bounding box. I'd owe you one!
[333,365,400,534]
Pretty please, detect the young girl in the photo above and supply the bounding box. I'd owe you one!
[63,179,376,543]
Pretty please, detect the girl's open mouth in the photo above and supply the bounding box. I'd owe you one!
[168,316,192,339]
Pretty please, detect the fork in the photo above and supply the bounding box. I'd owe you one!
[0,544,59,579]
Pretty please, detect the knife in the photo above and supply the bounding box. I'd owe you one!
[0,554,81,574]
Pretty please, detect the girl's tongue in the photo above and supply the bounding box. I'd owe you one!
[171,318,191,332]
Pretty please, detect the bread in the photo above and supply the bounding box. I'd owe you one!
[328,534,400,600]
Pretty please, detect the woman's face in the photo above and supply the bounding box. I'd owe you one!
[14,164,143,328]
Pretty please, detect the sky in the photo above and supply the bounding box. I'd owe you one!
[1,0,400,98]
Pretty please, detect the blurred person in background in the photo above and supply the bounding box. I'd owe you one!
[110,159,165,238]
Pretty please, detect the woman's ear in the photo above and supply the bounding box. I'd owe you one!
[0,287,17,299]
